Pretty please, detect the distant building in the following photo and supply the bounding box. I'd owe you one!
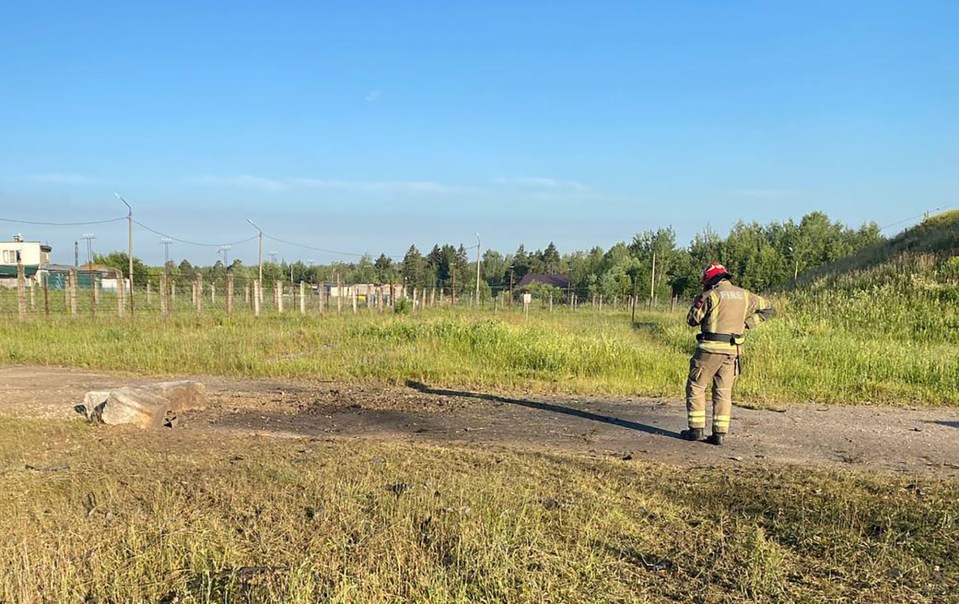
[46,264,125,291]
[0,234,52,280]
[515,273,570,290]
[323,283,406,305]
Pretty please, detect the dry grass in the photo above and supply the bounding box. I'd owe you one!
[1,417,956,603]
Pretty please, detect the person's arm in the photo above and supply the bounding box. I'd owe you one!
[744,293,774,330]
[687,292,710,327]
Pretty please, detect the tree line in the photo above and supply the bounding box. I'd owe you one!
[95,211,882,301]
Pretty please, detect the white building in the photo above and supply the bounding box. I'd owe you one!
[0,234,52,280]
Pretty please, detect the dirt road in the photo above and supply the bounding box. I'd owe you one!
[2,365,957,476]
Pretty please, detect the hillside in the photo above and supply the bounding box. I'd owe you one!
[798,209,959,291]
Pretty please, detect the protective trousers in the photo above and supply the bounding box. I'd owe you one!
[685,349,737,434]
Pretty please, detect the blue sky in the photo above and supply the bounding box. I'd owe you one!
[1,1,955,266]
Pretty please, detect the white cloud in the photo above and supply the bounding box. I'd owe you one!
[736,188,800,199]
[494,176,588,191]
[193,175,459,194]
[27,173,100,184]
[192,174,291,192]
[365,90,381,103]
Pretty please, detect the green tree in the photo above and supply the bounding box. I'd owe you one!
[482,249,507,290]
[510,245,531,281]
[348,254,377,284]
[541,242,561,273]
[402,245,427,289]
[94,251,149,284]
[374,254,397,284]
[630,227,681,301]
[176,259,194,279]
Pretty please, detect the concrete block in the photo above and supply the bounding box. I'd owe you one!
[145,381,207,412]
[79,387,171,429]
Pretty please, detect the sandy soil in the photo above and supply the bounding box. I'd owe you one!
[2,365,957,477]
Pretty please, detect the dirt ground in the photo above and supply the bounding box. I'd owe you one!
[2,365,958,477]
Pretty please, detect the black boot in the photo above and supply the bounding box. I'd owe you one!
[707,432,725,446]
[682,428,704,441]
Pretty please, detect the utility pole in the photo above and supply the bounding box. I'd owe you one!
[81,233,96,266]
[474,233,481,306]
[115,193,134,315]
[247,219,264,284]
[81,233,96,312]
[649,251,656,310]
[509,266,514,307]
[161,237,173,268]
[218,245,231,267]
[788,246,799,281]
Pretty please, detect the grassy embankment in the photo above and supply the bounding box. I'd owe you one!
[2,417,956,603]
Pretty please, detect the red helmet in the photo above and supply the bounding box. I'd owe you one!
[701,262,731,287]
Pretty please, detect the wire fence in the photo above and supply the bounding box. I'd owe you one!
[0,266,677,321]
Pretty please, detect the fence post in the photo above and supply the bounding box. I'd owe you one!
[43,273,50,317]
[299,281,306,314]
[227,274,235,315]
[117,271,126,318]
[69,269,78,318]
[254,280,261,317]
[337,275,343,313]
[92,274,100,318]
[160,273,169,318]
[275,281,284,313]
[195,275,203,313]
[146,281,152,307]
[17,259,26,320]
[211,283,216,306]
[352,286,357,314]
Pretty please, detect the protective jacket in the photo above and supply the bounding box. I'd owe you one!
[686,279,773,355]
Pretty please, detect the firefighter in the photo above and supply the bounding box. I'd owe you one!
[683,262,773,445]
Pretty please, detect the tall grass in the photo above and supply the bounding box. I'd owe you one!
[1,418,955,603]
[0,299,957,405]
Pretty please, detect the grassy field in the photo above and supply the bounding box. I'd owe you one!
[2,212,956,406]
[1,215,956,602]
[2,417,956,603]
[0,301,956,406]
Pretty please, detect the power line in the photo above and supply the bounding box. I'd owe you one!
[878,206,948,232]
[263,234,403,260]
[133,219,259,248]
[0,216,126,226]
